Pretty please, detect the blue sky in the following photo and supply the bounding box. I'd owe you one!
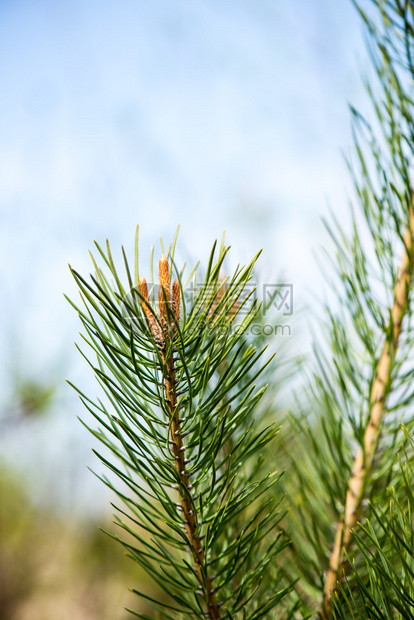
[0,0,370,512]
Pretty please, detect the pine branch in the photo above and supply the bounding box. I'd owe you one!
[68,233,292,618]
[271,4,414,617]
[331,426,414,620]
[323,204,414,616]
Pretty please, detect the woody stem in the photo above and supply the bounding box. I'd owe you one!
[322,206,414,618]
[162,351,221,620]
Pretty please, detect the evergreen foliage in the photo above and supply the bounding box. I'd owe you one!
[332,428,414,620]
[273,1,414,618]
[68,234,292,619]
[69,1,414,618]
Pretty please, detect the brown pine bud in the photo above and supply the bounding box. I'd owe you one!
[172,278,181,325]
[159,255,171,301]
[158,255,171,327]
[138,276,150,314]
[139,276,162,342]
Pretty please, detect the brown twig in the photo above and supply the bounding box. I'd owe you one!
[322,205,414,618]
[163,352,221,620]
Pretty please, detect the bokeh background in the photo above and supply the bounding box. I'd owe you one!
[0,0,369,617]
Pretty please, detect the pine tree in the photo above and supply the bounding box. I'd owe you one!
[68,0,414,618]
[68,233,293,618]
[274,1,414,618]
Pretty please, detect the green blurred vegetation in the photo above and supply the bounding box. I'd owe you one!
[0,380,166,620]
[0,462,167,620]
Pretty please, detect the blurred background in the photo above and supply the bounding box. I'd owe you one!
[0,0,368,617]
